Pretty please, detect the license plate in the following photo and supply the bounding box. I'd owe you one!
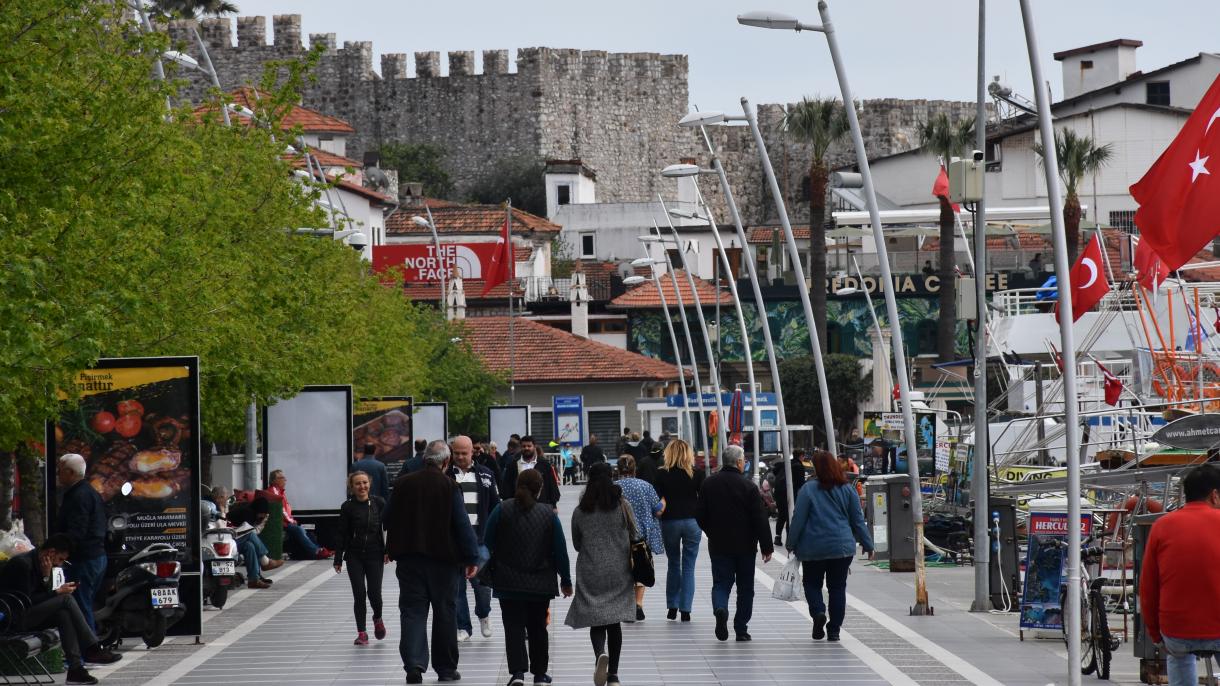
[210,561,235,576]
[151,587,179,608]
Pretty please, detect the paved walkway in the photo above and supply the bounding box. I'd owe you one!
[78,485,1146,685]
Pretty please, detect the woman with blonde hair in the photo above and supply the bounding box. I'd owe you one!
[653,439,705,621]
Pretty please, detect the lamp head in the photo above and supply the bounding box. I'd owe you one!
[638,235,662,243]
[623,276,647,286]
[661,163,702,178]
[630,257,657,267]
[411,216,431,228]
[668,209,701,220]
[835,287,859,296]
[736,10,800,30]
[679,111,726,128]
[161,50,200,70]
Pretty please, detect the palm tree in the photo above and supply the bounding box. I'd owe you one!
[919,113,975,362]
[150,0,238,18]
[1034,129,1114,263]
[783,97,849,354]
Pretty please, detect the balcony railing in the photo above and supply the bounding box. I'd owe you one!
[517,275,612,303]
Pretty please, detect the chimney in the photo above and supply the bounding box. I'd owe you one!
[676,156,698,205]
[398,181,425,206]
[569,271,591,338]
[447,278,466,321]
[1053,39,1141,100]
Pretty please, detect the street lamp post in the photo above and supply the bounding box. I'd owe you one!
[661,164,767,481]
[1018,0,1084,678]
[739,3,930,615]
[626,258,691,442]
[644,231,712,461]
[412,212,447,320]
[658,201,730,464]
[970,0,992,614]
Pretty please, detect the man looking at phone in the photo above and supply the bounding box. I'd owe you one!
[0,533,120,684]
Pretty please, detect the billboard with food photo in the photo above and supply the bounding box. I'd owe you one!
[353,397,413,479]
[46,356,202,635]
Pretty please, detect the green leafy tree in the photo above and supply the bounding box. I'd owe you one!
[784,97,849,355]
[0,0,498,537]
[149,0,238,18]
[467,156,547,217]
[1034,129,1114,263]
[919,113,975,362]
[779,354,871,445]
[378,142,455,199]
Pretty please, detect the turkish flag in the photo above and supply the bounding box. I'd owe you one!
[1133,236,1169,291]
[1055,233,1110,323]
[1096,360,1124,406]
[481,215,514,296]
[931,166,961,212]
[1130,73,1220,272]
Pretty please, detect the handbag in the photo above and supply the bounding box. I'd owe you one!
[620,499,655,587]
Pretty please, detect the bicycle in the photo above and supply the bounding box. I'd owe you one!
[1046,536,1116,679]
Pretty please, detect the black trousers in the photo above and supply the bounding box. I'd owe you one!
[499,598,550,677]
[24,594,96,668]
[346,551,385,632]
[774,504,790,539]
[590,623,622,675]
[397,556,459,677]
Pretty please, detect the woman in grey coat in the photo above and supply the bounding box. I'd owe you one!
[564,462,637,686]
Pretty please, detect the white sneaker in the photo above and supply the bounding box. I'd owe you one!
[480,617,493,638]
[457,629,471,643]
[594,653,609,686]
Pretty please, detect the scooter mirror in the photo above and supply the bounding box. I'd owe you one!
[120,481,133,497]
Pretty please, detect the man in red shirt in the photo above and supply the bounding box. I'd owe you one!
[1139,464,1220,686]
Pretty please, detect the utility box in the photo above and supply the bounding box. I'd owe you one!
[983,496,1019,611]
[865,474,917,572]
[957,277,978,320]
[1132,511,1168,683]
[948,156,985,203]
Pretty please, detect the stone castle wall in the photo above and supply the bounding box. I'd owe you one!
[169,14,980,223]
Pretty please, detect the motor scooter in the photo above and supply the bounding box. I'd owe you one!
[95,484,185,649]
[200,500,241,608]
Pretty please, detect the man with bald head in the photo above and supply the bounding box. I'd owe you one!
[446,435,500,641]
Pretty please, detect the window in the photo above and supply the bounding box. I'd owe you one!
[1146,81,1170,106]
[714,247,743,283]
[580,233,595,258]
[589,319,627,334]
[1109,210,1136,234]
[667,249,684,270]
[586,410,623,445]
[985,141,1002,172]
[530,411,554,447]
[1081,60,1094,69]
[557,184,571,206]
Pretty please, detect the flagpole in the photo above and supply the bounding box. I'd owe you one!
[1018,1,1084,682]
[508,201,516,405]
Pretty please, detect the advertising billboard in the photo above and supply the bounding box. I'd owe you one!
[413,403,449,445]
[264,386,352,515]
[353,397,414,480]
[372,243,500,283]
[553,396,583,446]
[46,356,203,637]
[1020,512,1093,630]
[489,406,529,453]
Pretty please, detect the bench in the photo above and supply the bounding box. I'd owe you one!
[0,592,60,685]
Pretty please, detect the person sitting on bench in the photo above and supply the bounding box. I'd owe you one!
[0,533,120,685]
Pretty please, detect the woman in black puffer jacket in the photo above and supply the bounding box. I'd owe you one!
[334,471,388,646]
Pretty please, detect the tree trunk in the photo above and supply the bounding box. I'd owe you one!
[937,197,958,362]
[810,162,829,354]
[0,451,13,531]
[15,443,45,544]
[1064,193,1082,264]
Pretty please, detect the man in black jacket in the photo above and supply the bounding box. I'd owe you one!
[499,436,560,508]
[387,440,479,684]
[54,453,107,633]
[772,449,808,546]
[578,434,606,475]
[696,445,774,642]
[0,534,119,684]
[446,435,501,641]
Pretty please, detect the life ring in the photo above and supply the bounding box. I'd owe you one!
[1105,495,1163,533]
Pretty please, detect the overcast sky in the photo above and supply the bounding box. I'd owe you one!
[235,0,1218,109]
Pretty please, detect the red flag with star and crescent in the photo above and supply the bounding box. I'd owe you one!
[481,212,514,296]
[1130,74,1220,272]
[1055,233,1110,323]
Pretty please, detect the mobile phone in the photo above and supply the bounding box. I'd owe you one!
[52,567,66,590]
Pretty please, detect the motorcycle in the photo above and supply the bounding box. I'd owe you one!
[200,500,241,609]
[95,483,185,649]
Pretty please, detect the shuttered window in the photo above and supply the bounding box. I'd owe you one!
[587,410,623,446]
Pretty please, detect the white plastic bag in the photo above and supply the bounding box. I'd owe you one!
[771,556,804,602]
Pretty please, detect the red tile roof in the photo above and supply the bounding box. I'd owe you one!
[301,149,363,169]
[462,316,683,384]
[608,269,733,309]
[386,205,560,237]
[747,226,812,244]
[194,88,357,134]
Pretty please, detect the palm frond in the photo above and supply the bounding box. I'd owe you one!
[1033,129,1114,196]
[918,113,976,162]
[783,97,850,162]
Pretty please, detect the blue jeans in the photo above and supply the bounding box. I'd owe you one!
[803,557,853,632]
[710,553,756,634]
[455,547,491,633]
[1162,635,1220,686]
[68,555,107,631]
[661,519,702,612]
[284,523,319,558]
[239,531,268,580]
